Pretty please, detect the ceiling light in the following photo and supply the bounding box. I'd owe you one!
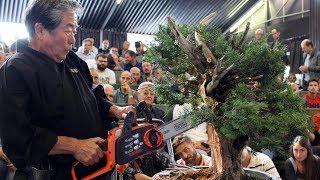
[116,0,122,5]
[229,0,264,32]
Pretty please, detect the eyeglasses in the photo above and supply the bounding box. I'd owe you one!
[142,90,155,96]
[98,60,108,63]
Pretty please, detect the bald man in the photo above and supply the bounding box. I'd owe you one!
[130,67,143,85]
[113,71,137,105]
[299,39,320,89]
[103,84,115,102]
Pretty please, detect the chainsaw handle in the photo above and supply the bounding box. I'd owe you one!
[123,111,135,134]
[136,101,152,123]
[71,129,119,180]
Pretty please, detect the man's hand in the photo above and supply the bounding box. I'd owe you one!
[299,65,309,73]
[122,83,133,95]
[72,137,105,166]
[109,105,135,119]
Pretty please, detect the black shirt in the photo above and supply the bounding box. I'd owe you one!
[0,39,106,169]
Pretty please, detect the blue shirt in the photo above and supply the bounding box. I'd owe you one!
[123,62,143,71]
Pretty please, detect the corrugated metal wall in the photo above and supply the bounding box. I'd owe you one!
[0,0,258,34]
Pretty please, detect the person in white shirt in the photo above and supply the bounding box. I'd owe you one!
[241,146,281,178]
[96,54,116,84]
[77,38,98,56]
[76,38,97,68]
[173,135,212,167]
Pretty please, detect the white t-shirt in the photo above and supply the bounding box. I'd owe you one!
[304,54,311,81]
[97,68,116,84]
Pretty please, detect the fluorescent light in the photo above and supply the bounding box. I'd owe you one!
[228,0,249,18]
[116,0,122,5]
[229,0,264,32]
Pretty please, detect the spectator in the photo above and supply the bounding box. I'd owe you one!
[135,41,147,63]
[98,39,110,54]
[77,38,98,56]
[287,73,300,92]
[76,38,97,68]
[109,54,123,71]
[142,61,153,81]
[285,136,320,180]
[110,47,119,56]
[299,39,320,89]
[255,28,263,41]
[152,67,163,83]
[113,71,137,105]
[269,28,288,64]
[96,53,116,84]
[119,41,130,57]
[89,68,100,88]
[0,0,136,178]
[135,41,146,56]
[130,67,143,86]
[270,28,281,47]
[173,103,209,154]
[103,84,115,102]
[303,79,320,108]
[173,135,212,167]
[124,50,142,71]
[309,113,320,152]
[136,82,167,121]
[241,146,281,178]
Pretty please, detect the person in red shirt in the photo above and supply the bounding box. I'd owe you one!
[304,79,320,108]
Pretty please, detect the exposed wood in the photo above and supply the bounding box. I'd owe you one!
[207,123,223,174]
[236,22,250,49]
[167,16,206,74]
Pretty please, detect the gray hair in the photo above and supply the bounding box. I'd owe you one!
[24,0,82,38]
[138,82,154,92]
[255,28,263,35]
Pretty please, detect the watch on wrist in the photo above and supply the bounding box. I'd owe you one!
[125,167,140,176]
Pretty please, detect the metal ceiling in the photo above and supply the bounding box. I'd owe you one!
[0,0,258,34]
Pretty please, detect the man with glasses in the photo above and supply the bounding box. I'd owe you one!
[136,82,166,120]
[103,84,115,102]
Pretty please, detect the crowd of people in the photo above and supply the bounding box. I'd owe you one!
[0,0,320,180]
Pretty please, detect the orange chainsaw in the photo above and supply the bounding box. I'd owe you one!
[71,102,204,180]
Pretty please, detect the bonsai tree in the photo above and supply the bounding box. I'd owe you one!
[145,14,311,179]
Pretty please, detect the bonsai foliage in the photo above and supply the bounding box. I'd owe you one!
[146,17,311,161]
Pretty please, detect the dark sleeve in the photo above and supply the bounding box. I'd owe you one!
[284,159,298,180]
[0,65,57,168]
[309,53,320,73]
[92,85,115,130]
[68,51,93,88]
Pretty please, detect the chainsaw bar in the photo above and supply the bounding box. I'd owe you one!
[158,115,206,141]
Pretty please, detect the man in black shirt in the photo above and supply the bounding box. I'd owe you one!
[0,0,128,179]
